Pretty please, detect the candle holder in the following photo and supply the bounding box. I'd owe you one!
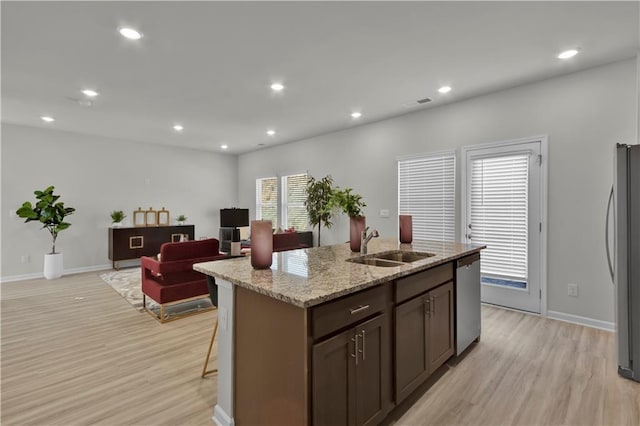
[251,220,273,269]
[399,215,413,244]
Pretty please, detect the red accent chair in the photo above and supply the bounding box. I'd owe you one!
[273,232,309,252]
[141,238,227,322]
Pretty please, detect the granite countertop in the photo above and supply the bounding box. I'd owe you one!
[194,238,484,308]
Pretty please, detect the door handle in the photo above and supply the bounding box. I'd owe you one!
[360,330,366,361]
[605,186,615,283]
[351,335,359,366]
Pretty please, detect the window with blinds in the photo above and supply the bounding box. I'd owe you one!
[398,152,455,242]
[256,173,309,231]
[256,177,278,228]
[470,154,529,281]
[282,173,309,230]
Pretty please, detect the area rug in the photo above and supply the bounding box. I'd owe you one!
[99,268,213,320]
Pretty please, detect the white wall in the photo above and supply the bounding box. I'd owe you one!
[1,124,238,279]
[238,59,637,324]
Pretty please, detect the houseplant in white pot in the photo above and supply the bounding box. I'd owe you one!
[110,210,126,227]
[17,186,75,279]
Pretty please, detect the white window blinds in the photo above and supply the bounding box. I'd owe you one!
[256,177,278,228]
[398,152,455,242]
[470,154,529,280]
[282,173,309,230]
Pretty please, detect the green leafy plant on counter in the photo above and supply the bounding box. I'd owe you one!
[330,187,366,218]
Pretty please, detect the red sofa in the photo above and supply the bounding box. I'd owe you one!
[140,238,227,322]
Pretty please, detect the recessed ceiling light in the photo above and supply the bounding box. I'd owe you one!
[438,86,452,94]
[221,144,228,150]
[173,124,184,131]
[119,27,143,40]
[557,49,579,59]
[351,112,362,119]
[266,130,276,136]
[270,83,284,92]
[41,116,55,122]
[82,89,99,97]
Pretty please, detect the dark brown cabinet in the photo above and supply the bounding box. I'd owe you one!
[313,313,389,426]
[394,280,454,404]
[108,225,195,268]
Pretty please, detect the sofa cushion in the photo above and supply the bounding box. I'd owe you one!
[160,238,221,262]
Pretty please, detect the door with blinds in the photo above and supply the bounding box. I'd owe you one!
[463,140,542,313]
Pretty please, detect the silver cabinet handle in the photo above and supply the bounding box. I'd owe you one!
[349,304,370,315]
[605,186,615,283]
[431,296,435,316]
[351,335,358,366]
[424,298,431,317]
[360,330,366,361]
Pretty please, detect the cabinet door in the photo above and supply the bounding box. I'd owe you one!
[394,295,429,403]
[355,313,389,426]
[312,328,356,426]
[428,281,454,373]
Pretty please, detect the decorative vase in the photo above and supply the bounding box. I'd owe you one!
[399,215,413,243]
[44,253,63,279]
[112,221,123,228]
[350,216,366,252]
[251,220,273,269]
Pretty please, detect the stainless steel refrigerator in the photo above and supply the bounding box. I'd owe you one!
[606,143,640,382]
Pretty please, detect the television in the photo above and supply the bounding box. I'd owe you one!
[220,208,249,228]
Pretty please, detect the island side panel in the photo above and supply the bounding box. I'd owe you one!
[234,286,309,425]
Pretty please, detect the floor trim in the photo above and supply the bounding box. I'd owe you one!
[1,264,113,283]
[547,310,615,332]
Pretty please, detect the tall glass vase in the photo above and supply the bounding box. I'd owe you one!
[350,216,366,252]
[251,220,273,269]
[399,215,413,244]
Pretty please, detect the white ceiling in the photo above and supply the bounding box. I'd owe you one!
[2,1,638,154]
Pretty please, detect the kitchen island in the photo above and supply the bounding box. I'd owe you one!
[195,238,484,426]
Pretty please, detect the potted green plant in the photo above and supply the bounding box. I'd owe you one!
[176,214,187,225]
[110,210,126,227]
[330,187,367,252]
[17,186,75,279]
[305,175,334,246]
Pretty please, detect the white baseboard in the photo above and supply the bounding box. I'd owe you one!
[547,310,615,332]
[1,263,113,283]
[213,404,234,426]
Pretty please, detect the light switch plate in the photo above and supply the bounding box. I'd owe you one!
[379,209,390,218]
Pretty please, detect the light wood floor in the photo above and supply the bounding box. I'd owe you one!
[2,271,639,426]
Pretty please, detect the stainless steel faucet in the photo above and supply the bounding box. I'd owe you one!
[360,226,379,255]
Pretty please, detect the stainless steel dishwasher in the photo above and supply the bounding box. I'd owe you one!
[456,252,481,355]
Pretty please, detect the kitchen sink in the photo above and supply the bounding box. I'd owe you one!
[346,257,404,267]
[346,250,435,267]
[375,251,435,263]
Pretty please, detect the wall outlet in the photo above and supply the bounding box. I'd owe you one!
[379,209,390,218]
[20,255,30,264]
[568,283,579,297]
[9,209,17,218]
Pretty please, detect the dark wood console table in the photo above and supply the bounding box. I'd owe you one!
[108,225,195,269]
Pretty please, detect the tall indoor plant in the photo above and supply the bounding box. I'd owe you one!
[305,175,334,246]
[17,186,76,279]
[331,187,367,252]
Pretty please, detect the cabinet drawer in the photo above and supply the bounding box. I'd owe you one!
[395,262,453,304]
[312,284,390,340]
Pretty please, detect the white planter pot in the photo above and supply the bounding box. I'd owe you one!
[44,253,63,280]
[112,221,124,228]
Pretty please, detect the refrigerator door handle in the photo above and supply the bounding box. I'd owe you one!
[605,185,615,283]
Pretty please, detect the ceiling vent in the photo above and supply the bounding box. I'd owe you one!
[416,97,432,104]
